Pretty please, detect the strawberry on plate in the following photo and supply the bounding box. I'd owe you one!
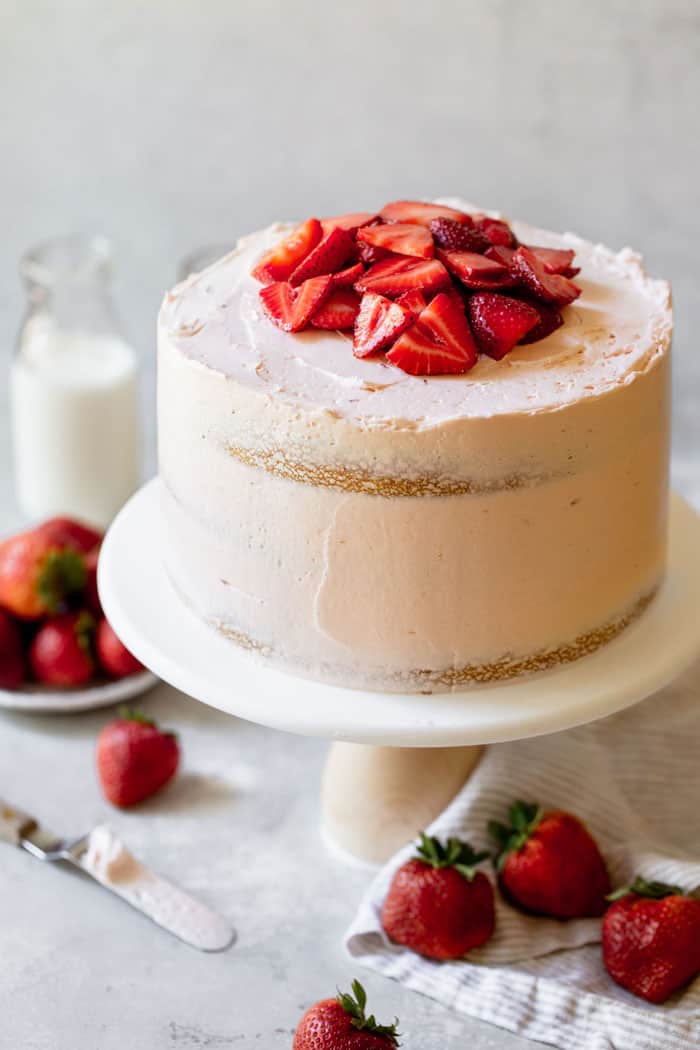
[96,617,144,678]
[379,199,470,227]
[83,546,102,614]
[311,289,361,331]
[511,246,581,306]
[251,218,323,284]
[294,980,399,1050]
[0,529,86,620]
[437,249,516,290]
[355,256,450,298]
[0,608,24,690]
[353,292,415,358]
[602,877,700,1003]
[289,227,356,286]
[30,610,95,687]
[357,223,434,260]
[387,292,478,376]
[259,276,333,332]
[468,293,540,359]
[430,216,491,254]
[38,516,103,554]
[489,800,611,918]
[381,833,495,960]
[97,707,180,807]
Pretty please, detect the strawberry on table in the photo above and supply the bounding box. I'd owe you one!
[0,608,25,690]
[0,529,86,620]
[489,800,611,918]
[468,293,540,359]
[379,199,470,227]
[259,275,333,332]
[293,980,399,1049]
[96,617,144,678]
[251,218,323,284]
[602,877,700,1003]
[30,610,95,687]
[38,516,103,554]
[353,292,415,358]
[97,707,180,807]
[289,227,355,286]
[387,292,478,376]
[381,833,494,960]
[357,223,434,260]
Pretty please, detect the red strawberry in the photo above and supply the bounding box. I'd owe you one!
[259,276,333,332]
[97,707,180,807]
[511,246,581,306]
[602,878,700,1003]
[353,292,415,358]
[83,546,102,615]
[30,611,95,687]
[379,199,470,227]
[489,801,611,919]
[321,212,378,235]
[330,262,364,288]
[387,292,478,376]
[525,245,577,276]
[517,299,564,345]
[293,980,399,1050]
[357,223,434,260]
[357,241,391,266]
[355,256,450,298]
[251,218,323,284]
[484,245,516,268]
[468,293,540,359]
[396,289,428,315]
[96,618,144,678]
[429,217,490,254]
[311,289,361,331]
[289,227,355,285]
[0,608,24,690]
[475,215,518,247]
[381,833,494,960]
[437,249,516,290]
[0,530,86,620]
[38,516,103,554]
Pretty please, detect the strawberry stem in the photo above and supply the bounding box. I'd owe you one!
[336,980,400,1044]
[37,549,87,614]
[606,876,686,902]
[488,800,543,871]
[118,705,156,727]
[414,832,489,881]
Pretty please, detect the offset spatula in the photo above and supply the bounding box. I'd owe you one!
[0,798,235,952]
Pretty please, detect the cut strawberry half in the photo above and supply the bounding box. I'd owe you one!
[311,288,361,331]
[468,292,539,359]
[357,241,390,265]
[517,299,564,344]
[429,217,490,254]
[251,218,323,284]
[396,289,428,315]
[387,292,478,375]
[526,245,577,276]
[485,245,516,267]
[330,261,364,288]
[356,256,450,298]
[379,200,470,228]
[321,211,378,235]
[259,275,332,332]
[353,292,415,358]
[357,222,434,259]
[289,227,355,286]
[474,216,518,248]
[437,249,516,289]
[511,246,581,306]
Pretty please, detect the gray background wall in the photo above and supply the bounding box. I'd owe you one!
[1,0,698,492]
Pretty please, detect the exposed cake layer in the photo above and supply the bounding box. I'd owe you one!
[157,202,671,692]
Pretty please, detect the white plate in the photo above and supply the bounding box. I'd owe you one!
[0,669,159,714]
[99,480,700,747]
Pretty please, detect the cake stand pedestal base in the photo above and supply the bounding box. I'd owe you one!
[99,481,700,866]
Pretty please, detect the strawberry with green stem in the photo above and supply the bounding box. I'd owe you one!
[293,979,399,1049]
[0,530,86,620]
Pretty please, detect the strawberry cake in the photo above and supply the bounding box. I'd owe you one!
[157,198,672,692]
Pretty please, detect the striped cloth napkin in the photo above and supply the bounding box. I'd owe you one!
[345,659,700,1050]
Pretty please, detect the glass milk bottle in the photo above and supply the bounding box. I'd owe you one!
[10,235,141,528]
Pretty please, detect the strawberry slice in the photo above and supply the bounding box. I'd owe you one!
[526,245,578,275]
[511,246,581,306]
[289,226,355,286]
[474,216,518,248]
[387,292,478,375]
[353,292,415,358]
[468,292,540,359]
[321,211,378,235]
[259,275,332,332]
[485,245,516,267]
[357,222,434,259]
[355,256,450,298]
[357,241,390,265]
[396,289,428,315]
[437,249,516,289]
[330,262,364,288]
[517,299,564,344]
[379,200,470,227]
[430,217,490,254]
[311,289,361,330]
[251,218,322,284]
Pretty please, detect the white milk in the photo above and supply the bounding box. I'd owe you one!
[11,320,141,528]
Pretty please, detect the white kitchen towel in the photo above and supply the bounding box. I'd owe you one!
[345,659,700,1050]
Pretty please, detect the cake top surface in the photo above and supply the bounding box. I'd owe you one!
[159,199,671,428]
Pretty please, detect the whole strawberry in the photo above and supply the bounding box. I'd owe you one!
[30,611,95,687]
[95,617,144,678]
[83,547,102,615]
[489,800,610,918]
[97,708,179,807]
[381,833,495,960]
[294,980,399,1050]
[603,878,700,1003]
[37,516,103,555]
[0,608,25,689]
[0,529,86,620]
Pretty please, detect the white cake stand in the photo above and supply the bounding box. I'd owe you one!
[99,480,700,863]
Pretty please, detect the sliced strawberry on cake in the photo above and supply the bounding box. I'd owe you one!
[396,289,428,315]
[430,217,491,254]
[511,246,582,306]
[289,227,356,285]
[353,292,415,358]
[517,299,565,344]
[387,292,478,375]
[321,211,378,235]
[438,249,516,289]
[330,262,364,288]
[468,293,540,359]
[311,289,361,331]
[251,218,323,284]
[357,222,434,259]
[259,275,332,332]
[526,245,579,276]
[355,256,450,298]
[379,200,471,227]
[475,215,518,247]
